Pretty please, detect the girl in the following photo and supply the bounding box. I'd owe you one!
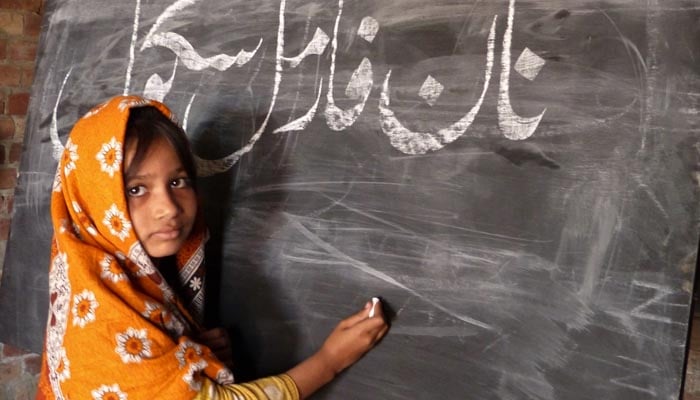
[37,95,388,399]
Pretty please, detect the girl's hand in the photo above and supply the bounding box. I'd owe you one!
[287,299,389,399]
[317,299,389,374]
[199,327,234,370]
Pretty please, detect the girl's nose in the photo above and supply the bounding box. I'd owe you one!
[154,190,180,219]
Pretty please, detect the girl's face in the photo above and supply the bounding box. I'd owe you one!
[123,136,197,260]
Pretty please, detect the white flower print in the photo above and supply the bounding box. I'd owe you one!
[100,255,126,283]
[52,169,62,192]
[118,98,150,112]
[96,137,123,178]
[188,276,202,291]
[72,289,98,328]
[175,340,203,368]
[63,139,78,177]
[141,301,162,320]
[55,347,71,382]
[115,327,152,364]
[46,252,71,398]
[128,242,156,277]
[58,218,68,234]
[91,383,127,400]
[183,360,208,392]
[48,252,70,331]
[103,204,131,241]
[164,312,186,337]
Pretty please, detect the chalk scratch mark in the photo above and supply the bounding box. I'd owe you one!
[242,181,547,244]
[124,0,141,95]
[634,177,670,221]
[390,325,479,337]
[630,280,680,325]
[51,67,73,161]
[183,92,196,132]
[610,357,659,397]
[597,6,649,150]
[285,213,495,331]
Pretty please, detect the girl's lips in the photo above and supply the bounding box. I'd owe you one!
[151,228,180,240]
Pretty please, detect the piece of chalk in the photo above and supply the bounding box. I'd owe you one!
[368,297,380,318]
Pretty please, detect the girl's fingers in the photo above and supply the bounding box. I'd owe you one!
[198,328,233,353]
[338,301,375,328]
[351,305,388,338]
[375,323,389,342]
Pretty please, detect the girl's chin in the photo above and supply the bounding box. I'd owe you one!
[144,242,183,259]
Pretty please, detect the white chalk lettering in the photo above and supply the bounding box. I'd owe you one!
[378,16,497,155]
[51,1,551,173]
[497,0,546,140]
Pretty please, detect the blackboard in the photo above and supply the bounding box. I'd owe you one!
[1,0,699,398]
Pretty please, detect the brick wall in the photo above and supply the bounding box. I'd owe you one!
[0,0,44,398]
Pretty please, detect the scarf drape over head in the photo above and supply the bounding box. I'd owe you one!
[38,95,234,400]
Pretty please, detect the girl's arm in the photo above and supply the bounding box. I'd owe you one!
[287,300,389,399]
[198,327,235,370]
[196,300,388,400]
[195,374,300,400]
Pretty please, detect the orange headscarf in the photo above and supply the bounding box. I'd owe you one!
[37,95,234,399]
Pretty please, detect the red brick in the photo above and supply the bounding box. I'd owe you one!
[0,195,13,215]
[24,12,42,37]
[0,11,23,35]
[8,39,37,62]
[0,362,21,382]
[13,116,26,139]
[23,354,41,375]
[5,196,12,214]
[1,342,29,358]
[0,168,17,189]
[20,66,34,87]
[0,117,14,139]
[0,195,13,216]
[9,142,22,163]
[7,92,29,115]
[0,218,10,241]
[0,144,6,165]
[0,66,22,87]
[0,38,6,60]
[0,0,42,12]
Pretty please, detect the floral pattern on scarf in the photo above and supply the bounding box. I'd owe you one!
[37,95,234,400]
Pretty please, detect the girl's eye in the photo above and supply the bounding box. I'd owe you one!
[170,177,191,189]
[126,185,146,197]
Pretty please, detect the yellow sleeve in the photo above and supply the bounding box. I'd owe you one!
[194,374,300,400]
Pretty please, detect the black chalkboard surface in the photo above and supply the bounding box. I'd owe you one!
[2,0,699,398]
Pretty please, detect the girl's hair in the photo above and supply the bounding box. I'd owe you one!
[124,106,197,189]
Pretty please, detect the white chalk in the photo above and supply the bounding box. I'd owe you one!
[368,297,380,318]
